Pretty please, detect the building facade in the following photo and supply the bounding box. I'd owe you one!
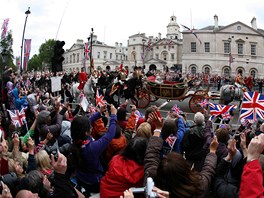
[63,15,264,78]
[182,15,264,78]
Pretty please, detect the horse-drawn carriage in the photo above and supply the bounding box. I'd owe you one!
[131,80,214,113]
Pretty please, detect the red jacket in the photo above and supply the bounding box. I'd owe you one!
[78,72,88,90]
[100,155,144,198]
[239,159,264,198]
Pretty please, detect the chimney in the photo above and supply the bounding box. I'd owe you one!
[251,17,257,30]
[158,33,161,39]
[214,15,219,29]
[76,39,84,44]
[115,42,118,47]
[120,43,122,47]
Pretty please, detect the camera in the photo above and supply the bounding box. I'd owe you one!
[131,177,158,198]
[0,172,18,192]
[51,149,58,161]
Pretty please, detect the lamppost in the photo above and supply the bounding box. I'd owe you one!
[20,7,31,75]
[142,39,146,67]
[228,37,232,76]
[88,28,94,74]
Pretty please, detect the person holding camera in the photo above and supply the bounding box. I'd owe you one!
[69,104,117,197]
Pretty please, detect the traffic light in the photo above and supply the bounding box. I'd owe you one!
[52,40,65,73]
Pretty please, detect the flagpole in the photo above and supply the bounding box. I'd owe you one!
[20,7,31,75]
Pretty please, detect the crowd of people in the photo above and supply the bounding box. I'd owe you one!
[0,65,263,198]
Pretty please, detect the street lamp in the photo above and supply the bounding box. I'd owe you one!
[88,28,94,74]
[20,7,31,74]
[228,37,232,76]
[142,39,146,67]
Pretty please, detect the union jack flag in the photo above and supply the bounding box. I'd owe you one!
[84,42,90,60]
[165,135,177,149]
[181,24,202,45]
[240,92,264,121]
[222,112,231,120]
[1,18,9,39]
[241,119,251,127]
[23,39,31,71]
[7,108,26,128]
[209,102,237,119]
[198,99,209,108]
[96,89,106,107]
[171,104,182,114]
[167,40,173,49]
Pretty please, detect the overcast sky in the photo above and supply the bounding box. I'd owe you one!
[1,0,264,58]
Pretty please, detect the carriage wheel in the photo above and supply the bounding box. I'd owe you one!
[131,90,150,109]
[189,95,205,113]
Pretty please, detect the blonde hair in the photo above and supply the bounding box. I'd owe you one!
[8,158,24,178]
[35,150,52,171]
[136,122,152,139]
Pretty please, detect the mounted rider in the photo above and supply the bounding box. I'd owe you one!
[77,67,88,91]
[235,70,245,88]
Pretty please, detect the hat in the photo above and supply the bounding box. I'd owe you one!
[37,110,51,125]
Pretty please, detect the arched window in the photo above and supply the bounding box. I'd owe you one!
[250,70,256,78]
[191,67,196,75]
[224,68,230,76]
[204,67,210,74]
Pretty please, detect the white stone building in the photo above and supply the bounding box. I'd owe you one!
[182,15,264,78]
[63,15,264,78]
[63,36,128,72]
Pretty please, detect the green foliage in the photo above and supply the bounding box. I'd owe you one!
[38,39,56,68]
[28,54,41,71]
[0,31,15,73]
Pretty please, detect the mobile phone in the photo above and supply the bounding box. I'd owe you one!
[52,149,58,161]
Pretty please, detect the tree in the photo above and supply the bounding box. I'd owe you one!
[0,30,15,73]
[38,39,56,70]
[28,54,41,71]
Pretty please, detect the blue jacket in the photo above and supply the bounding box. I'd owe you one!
[12,87,28,110]
[161,117,186,155]
[76,112,117,184]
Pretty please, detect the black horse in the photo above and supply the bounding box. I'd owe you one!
[104,76,142,108]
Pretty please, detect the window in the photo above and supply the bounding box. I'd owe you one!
[70,55,72,63]
[133,47,135,50]
[251,44,256,56]
[73,54,75,63]
[110,53,112,59]
[104,51,107,59]
[164,45,166,49]
[163,54,167,61]
[77,53,79,63]
[171,45,174,49]
[97,52,100,59]
[204,42,210,52]
[191,67,196,74]
[204,67,210,74]
[119,49,121,52]
[238,43,243,55]
[251,70,256,78]
[191,42,196,52]
[224,68,230,76]
[66,57,68,64]
[156,46,159,49]
[116,55,118,60]
[155,54,159,59]
[171,53,174,60]
[224,43,230,54]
